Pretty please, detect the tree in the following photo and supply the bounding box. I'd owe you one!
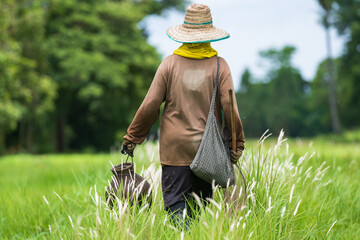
[0,0,185,153]
[238,68,251,94]
[260,46,309,136]
[310,58,341,134]
[45,0,185,151]
[317,0,341,133]
[332,0,360,129]
[0,0,56,153]
[236,46,310,138]
[0,1,24,152]
[237,69,269,137]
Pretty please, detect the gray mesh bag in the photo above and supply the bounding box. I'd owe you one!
[190,57,235,188]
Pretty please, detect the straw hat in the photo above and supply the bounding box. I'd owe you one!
[166,4,230,43]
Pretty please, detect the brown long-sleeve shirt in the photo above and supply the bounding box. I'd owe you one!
[124,55,245,166]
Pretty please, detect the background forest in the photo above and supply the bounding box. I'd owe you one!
[1,0,359,154]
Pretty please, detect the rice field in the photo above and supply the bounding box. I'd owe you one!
[0,131,359,239]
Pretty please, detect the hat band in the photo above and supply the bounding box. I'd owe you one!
[183,20,213,25]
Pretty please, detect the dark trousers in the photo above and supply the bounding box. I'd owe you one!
[162,165,212,227]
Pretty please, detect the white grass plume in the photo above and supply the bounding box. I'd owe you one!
[326,220,337,237]
[294,199,302,216]
[43,195,49,205]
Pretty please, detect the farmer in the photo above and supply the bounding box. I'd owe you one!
[123,3,245,224]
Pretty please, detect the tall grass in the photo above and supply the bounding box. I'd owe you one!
[0,132,359,239]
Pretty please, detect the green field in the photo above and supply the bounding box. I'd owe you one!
[0,133,359,239]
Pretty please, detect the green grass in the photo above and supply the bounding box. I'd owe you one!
[0,133,359,239]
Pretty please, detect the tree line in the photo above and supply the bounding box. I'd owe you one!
[0,0,359,153]
[0,0,184,153]
[236,0,360,138]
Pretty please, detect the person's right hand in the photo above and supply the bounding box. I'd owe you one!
[230,149,242,164]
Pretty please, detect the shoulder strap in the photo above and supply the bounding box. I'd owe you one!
[209,57,220,114]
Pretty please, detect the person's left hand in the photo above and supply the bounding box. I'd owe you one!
[230,149,242,163]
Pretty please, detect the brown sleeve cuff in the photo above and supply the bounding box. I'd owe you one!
[123,134,145,145]
[122,138,133,146]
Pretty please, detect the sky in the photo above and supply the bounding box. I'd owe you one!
[143,0,345,90]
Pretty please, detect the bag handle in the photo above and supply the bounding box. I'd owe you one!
[125,155,134,165]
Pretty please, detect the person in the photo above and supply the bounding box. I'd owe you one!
[122,3,245,227]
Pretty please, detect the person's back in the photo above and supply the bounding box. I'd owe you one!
[157,55,240,166]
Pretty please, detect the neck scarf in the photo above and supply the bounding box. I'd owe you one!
[173,43,218,59]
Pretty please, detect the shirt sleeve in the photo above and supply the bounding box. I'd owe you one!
[218,58,245,151]
[123,62,167,144]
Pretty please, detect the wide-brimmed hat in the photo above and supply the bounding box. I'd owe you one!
[166,4,230,43]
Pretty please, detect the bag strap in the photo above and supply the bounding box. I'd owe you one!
[209,57,220,115]
[234,161,248,205]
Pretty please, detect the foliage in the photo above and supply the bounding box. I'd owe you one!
[236,69,268,138]
[236,1,359,139]
[0,0,185,153]
[0,0,359,153]
[309,58,342,134]
[0,135,359,238]
[0,0,57,153]
[332,0,360,128]
[45,0,160,151]
[237,46,310,138]
[46,0,185,152]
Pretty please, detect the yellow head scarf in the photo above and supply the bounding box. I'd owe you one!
[173,43,218,59]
